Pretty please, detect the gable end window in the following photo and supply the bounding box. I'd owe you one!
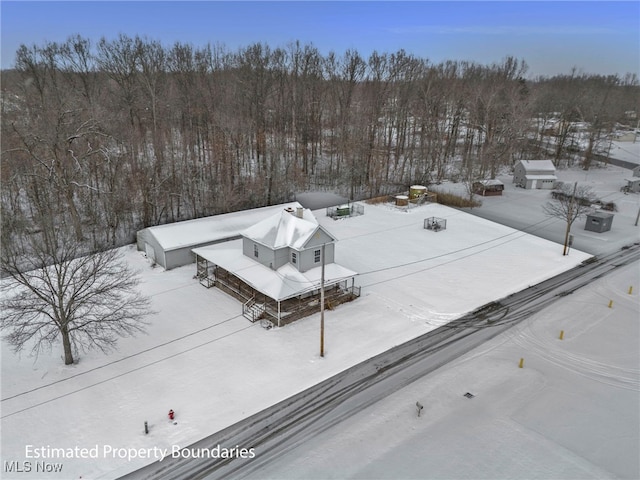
[314,249,321,263]
[291,252,297,264]
[254,244,259,258]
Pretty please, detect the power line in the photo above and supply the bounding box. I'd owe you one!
[1,313,244,403]
[0,207,567,415]
[362,229,533,288]
[1,320,257,419]
[271,213,560,286]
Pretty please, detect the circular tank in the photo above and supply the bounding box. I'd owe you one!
[395,195,409,206]
[409,185,427,199]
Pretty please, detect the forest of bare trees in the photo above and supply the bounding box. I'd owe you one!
[2,35,638,250]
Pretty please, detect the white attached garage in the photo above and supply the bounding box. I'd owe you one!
[135,202,304,270]
[144,241,157,263]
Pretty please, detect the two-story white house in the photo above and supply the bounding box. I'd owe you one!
[192,207,359,326]
[513,160,557,189]
[242,207,336,273]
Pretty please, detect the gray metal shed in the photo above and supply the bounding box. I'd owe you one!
[584,211,614,233]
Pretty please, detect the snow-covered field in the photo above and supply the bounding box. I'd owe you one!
[1,164,638,479]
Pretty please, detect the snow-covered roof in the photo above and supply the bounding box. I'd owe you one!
[475,179,504,186]
[193,241,356,301]
[141,202,304,251]
[587,211,614,219]
[608,141,640,166]
[242,208,334,250]
[517,159,556,172]
[524,174,558,180]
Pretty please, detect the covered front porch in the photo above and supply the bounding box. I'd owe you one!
[193,243,360,327]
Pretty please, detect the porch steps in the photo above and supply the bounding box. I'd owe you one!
[242,298,266,323]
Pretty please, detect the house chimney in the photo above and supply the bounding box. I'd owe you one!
[296,207,304,218]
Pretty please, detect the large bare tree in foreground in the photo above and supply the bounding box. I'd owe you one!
[543,181,595,255]
[1,230,152,365]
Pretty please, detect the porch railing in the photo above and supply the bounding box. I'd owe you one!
[242,297,266,323]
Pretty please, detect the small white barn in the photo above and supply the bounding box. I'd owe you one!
[136,202,304,270]
[513,160,557,189]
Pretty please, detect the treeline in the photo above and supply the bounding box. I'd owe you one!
[1,35,638,249]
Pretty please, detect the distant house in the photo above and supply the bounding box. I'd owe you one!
[136,202,304,270]
[632,166,640,178]
[624,177,640,193]
[193,207,359,327]
[513,160,557,189]
[616,131,637,142]
[473,179,504,196]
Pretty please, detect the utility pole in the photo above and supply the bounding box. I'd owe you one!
[563,182,577,256]
[320,243,325,358]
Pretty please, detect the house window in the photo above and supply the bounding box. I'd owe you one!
[254,244,259,258]
[314,249,321,263]
[291,252,297,264]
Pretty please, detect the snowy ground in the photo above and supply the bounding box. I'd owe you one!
[1,164,638,480]
[249,260,639,480]
[433,163,640,255]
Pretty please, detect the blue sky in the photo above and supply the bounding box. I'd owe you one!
[1,1,638,77]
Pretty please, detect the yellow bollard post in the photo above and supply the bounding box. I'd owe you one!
[559,330,564,340]
[629,286,633,295]
[518,358,524,368]
[608,300,613,308]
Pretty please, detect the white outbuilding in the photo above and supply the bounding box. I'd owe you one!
[513,160,557,189]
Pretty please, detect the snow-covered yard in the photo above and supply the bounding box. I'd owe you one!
[1,164,638,479]
[249,260,640,479]
[433,163,640,255]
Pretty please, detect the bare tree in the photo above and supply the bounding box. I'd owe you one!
[323,49,366,199]
[460,160,485,208]
[1,228,152,365]
[4,36,638,250]
[543,181,595,255]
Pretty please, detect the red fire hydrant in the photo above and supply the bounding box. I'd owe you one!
[168,409,175,420]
